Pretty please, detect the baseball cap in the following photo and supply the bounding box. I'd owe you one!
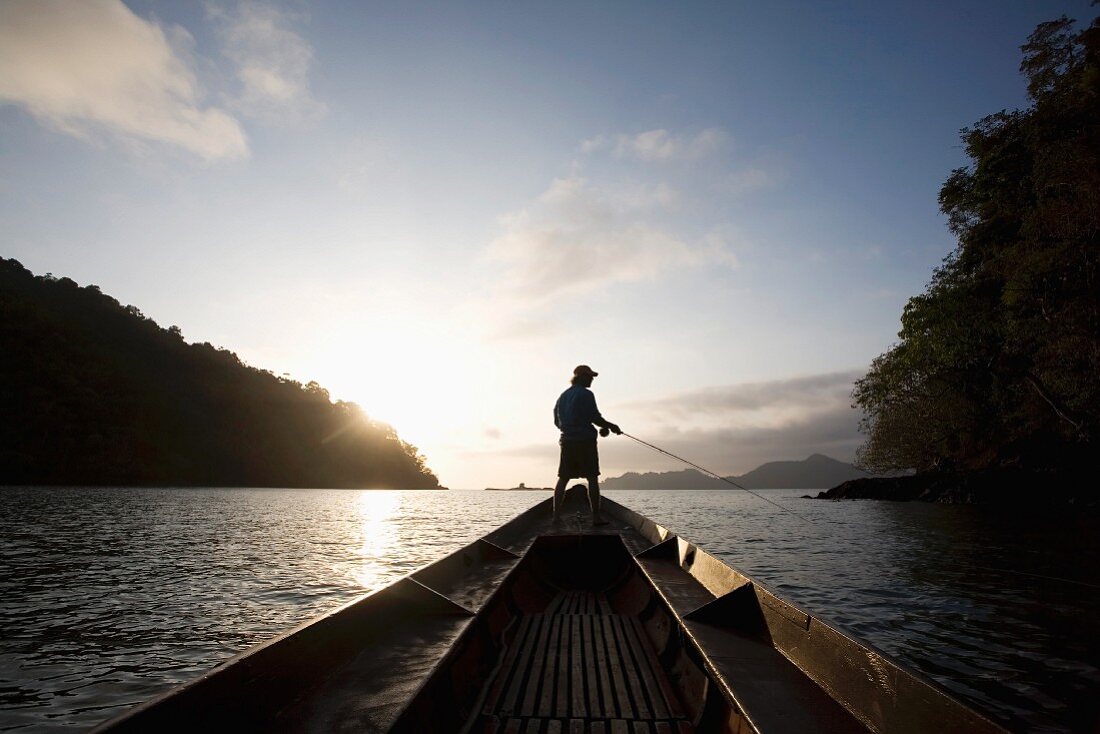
[573,365,599,377]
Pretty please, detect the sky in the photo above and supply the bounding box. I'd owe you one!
[1,0,1091,488]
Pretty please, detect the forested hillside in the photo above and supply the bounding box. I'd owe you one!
[0,258,439,488]
[853,15,1098,477]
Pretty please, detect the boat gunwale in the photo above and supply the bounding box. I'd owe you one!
[92,488,1011,733]
[89,517,531,733]
[599,494,1010,734]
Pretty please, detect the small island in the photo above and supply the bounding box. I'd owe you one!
[484,482,552,491]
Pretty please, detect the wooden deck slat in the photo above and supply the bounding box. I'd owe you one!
[592,611,616,718]
[555,616,571,716]
[596,615,620,718]
[521,614,557,716]
[611,616,651,719]
[484,590,691,733]
[582,615,601,716]
[571,615,587,718]
[538,617,563,718]
[502,617,545,715]
[622,617,669,720]
[615,617,654,720]
[484,618,536,714]
[601,616,635,719]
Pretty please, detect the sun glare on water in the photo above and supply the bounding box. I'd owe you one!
[353,491,401,589]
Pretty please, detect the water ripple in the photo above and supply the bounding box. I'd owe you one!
[0,487,1097,732]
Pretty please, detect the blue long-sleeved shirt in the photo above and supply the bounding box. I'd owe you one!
[554,385,612,440]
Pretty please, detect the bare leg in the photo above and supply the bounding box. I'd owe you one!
[587,476,608,525]
[552,477,568,522]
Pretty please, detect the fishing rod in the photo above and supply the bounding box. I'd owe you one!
[604,433,1100,588]
[611,430,813,523]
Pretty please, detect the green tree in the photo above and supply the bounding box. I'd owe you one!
[854,15,1099,474]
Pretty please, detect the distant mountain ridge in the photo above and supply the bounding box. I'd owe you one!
[602,454,870,490]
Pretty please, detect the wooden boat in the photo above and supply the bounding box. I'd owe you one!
[92,487,1007,733]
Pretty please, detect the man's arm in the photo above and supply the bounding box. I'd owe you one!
[585,391,621,434]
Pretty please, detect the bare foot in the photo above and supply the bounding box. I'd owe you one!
[592,516,610,526]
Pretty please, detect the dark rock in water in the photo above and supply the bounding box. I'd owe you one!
[816,468,1091,505]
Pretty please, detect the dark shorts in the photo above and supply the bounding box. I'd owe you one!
[558,438,600,479]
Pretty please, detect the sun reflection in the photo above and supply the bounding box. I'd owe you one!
[354,491,401,589]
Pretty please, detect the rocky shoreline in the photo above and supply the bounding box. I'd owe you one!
[815,468,1090,505]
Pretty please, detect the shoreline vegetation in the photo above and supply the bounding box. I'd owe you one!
[816,470,1094,505]
[843,16,1098,505]
[0,258,440,489]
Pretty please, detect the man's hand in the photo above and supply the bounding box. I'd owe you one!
[609,423,622,435]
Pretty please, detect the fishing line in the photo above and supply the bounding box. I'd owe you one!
[617,431,814,523]
[965,564,1100,590]
[607,435,1100,589]
[609,433,1100,591]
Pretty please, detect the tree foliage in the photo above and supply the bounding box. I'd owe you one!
[0,258,439,488]
[854,15,1100,474]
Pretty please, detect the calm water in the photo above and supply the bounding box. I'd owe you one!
[1,488,1098,733]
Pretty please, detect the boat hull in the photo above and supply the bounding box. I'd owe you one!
[92,487,1007,733]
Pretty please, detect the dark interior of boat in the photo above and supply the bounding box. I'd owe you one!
[390,534,741,734]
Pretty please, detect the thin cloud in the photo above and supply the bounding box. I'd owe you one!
[582,128,727,162]
[487,175,738,301]
[0,0,248,161]
[721,166,782,195]
[207,0,324,124]
[474,404,863,478]
[626,370,864,417]
[600,403,864,476]
[606,370,866,473]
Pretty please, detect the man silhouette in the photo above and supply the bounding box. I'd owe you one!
[553,365,621,525]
